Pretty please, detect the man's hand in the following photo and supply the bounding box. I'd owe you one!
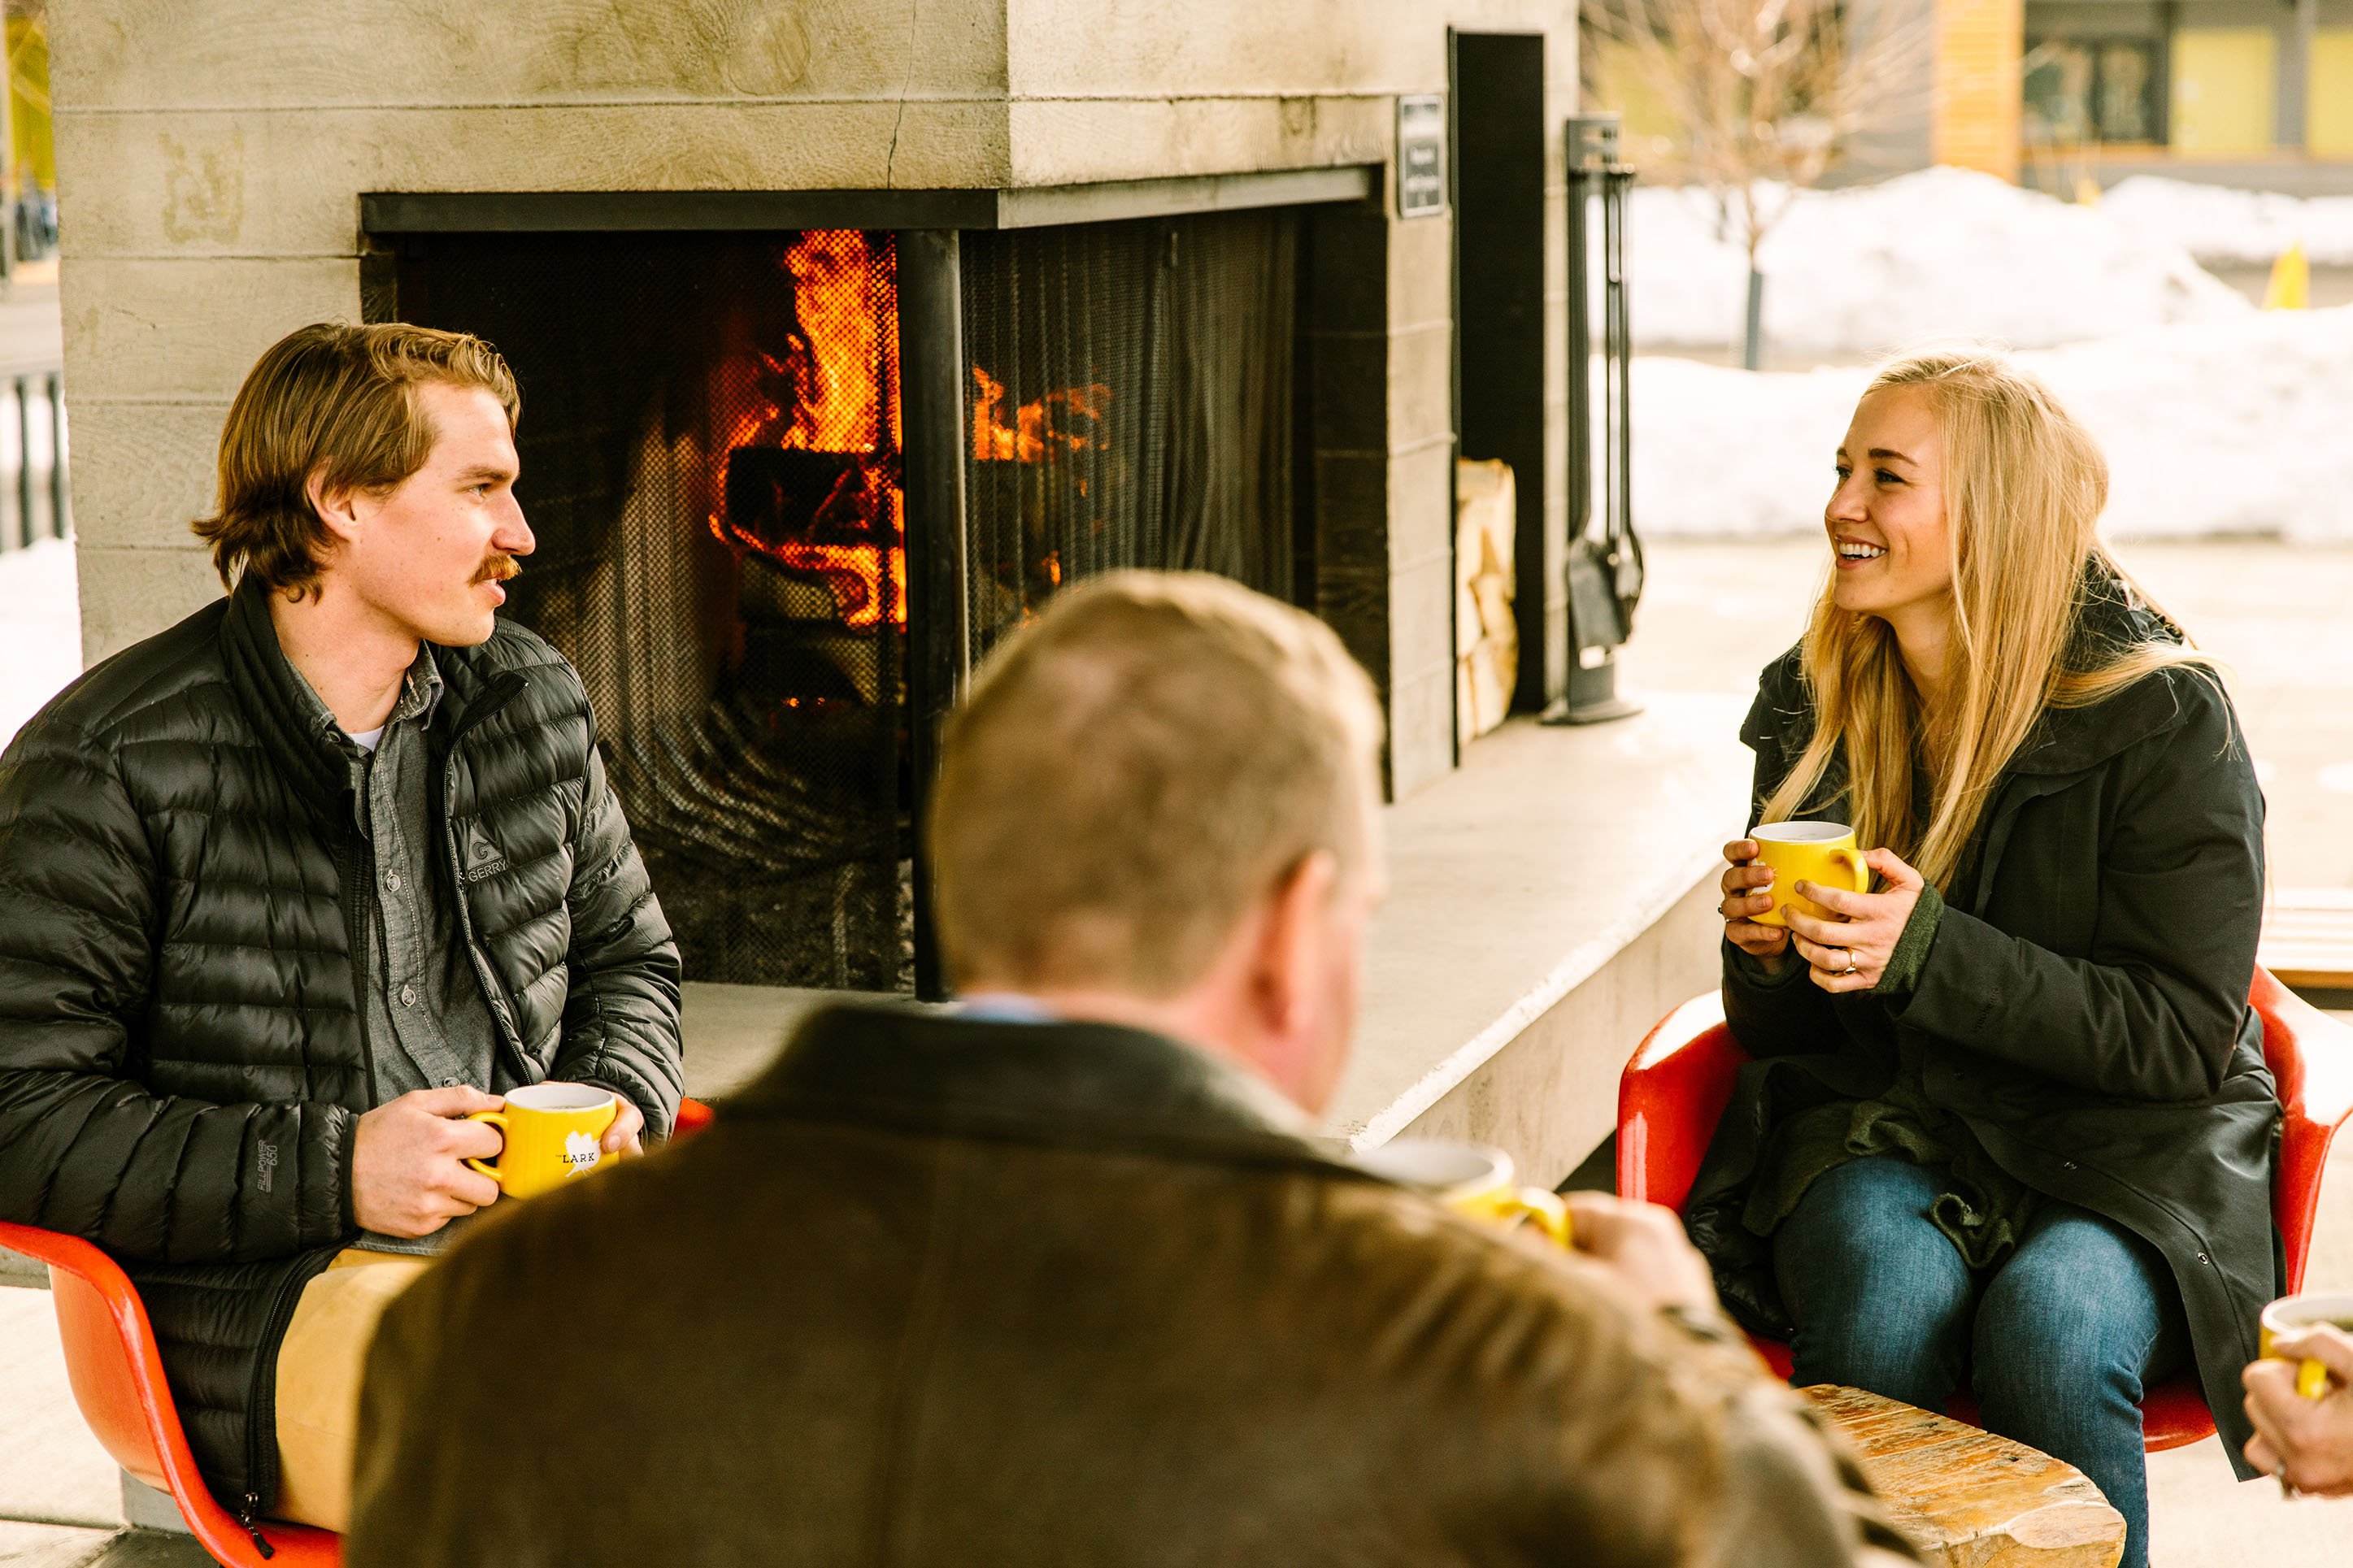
[593,1089,645,1156]
[351,1086,505,1238]
[1563,1192,1720,1315]
[2245,1326,2353,1496]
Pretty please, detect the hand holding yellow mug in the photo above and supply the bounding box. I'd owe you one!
[1351,1139,1572,1246]
[2262,1293,2353,1401]
[464,1082,621,1200]
[1748,820,1872,929]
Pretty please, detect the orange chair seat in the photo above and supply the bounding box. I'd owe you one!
[1616,971,2353,1453]
[0,1094,717,1565]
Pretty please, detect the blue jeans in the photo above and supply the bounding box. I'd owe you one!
[1774,1155,2187,1568]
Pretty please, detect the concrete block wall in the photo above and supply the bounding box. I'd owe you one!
[1385,209,1461,794]
[51,0,1577,800]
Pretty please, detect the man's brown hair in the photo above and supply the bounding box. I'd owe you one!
[928,571,1384,997]
[192,322,520,595]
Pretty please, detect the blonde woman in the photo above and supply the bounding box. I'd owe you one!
[1685,349,2271,1568]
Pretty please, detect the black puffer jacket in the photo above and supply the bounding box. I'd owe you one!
[0,575,682,1514]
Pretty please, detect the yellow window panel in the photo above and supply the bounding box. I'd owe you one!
[1937,0,2025,176]
[2171,27,2276,153]
[2314,30,2353,155]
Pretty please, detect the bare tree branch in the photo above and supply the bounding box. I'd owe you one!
[1587,0,1935,259]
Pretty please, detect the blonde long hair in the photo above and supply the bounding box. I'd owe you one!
[1758,348,2211,890]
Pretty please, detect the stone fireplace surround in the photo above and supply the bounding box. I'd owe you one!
[51,2,1738,1182]
[55,0,1582,801]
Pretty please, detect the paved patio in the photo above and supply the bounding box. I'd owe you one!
[3,536,2350,1564]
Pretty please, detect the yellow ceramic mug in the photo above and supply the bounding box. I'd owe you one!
[464,1082,620,1200]
[1352,1138,1573,1247]
[1749,820,1872,929]
[2260,1292,2353,1401]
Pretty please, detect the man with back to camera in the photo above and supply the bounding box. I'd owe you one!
[0,322,682,1535]
[350,570,1918,1566]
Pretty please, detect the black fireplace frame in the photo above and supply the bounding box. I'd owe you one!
[362,167,1379,1000]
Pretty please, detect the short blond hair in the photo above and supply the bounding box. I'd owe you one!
[929,571,1384,997]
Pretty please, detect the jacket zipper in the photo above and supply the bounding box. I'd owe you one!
[334,832,380,1100]
[233,1494,276,1559]
[227,664,528,1538]
[439,672,533,1078]
[238,1245,339,1546]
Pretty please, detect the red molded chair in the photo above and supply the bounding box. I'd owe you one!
[1617,970,2353,1451]
[0,1095,717,1565]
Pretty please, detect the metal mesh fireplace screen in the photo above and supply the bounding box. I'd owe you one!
[394,231,911,991]
[960,209,1300,654]
[389,209,1299,992]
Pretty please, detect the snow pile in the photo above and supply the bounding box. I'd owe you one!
[1632,167,2249,354]
[2099,177,2353,267]
[0,537,82,754]
[1633,305,2353,540]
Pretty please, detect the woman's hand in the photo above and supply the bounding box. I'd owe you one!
[1720,839,1793,971]
[1781,849,1925,992]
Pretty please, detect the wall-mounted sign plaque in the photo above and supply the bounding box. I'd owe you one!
[1396,93,1446,218]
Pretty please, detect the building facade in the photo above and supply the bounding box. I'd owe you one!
[1589,0,2353,190]
[2022,0,2353,190]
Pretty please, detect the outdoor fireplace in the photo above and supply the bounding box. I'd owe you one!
[62,0,1586,1019]
[381,206,1307,992]
[59,0,1604,1187]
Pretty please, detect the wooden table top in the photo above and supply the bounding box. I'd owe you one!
[2262,890,2353,992]
[1806,1385,2126,1568]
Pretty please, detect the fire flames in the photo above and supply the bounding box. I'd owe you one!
[777,231,899,456]
[970,367,1113,469]
[708,229,907,629]
[702,229,1119,641]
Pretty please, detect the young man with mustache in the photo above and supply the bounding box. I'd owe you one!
[0,322,682,1535]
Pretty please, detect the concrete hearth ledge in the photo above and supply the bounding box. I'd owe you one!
[674,691,1751,1188]
[1326,693,1750,1177]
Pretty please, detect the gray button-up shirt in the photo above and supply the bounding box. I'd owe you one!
[288,645,504,1254]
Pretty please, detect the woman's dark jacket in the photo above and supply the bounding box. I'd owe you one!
[1685,590,2277,1475]
[0,576,683,1513]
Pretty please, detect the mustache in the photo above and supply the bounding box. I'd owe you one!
[473,554,522,586]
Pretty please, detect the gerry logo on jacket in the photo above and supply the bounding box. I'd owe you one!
[461,821,510,884]
[563,1131,602,1176]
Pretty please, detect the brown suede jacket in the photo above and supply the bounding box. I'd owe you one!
[350,1006,1919,1567]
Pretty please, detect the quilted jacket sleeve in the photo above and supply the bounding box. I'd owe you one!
[550,741,684,1136]
[0,715,354,1262]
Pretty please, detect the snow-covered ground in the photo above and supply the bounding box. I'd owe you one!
[1626,164,2353,540]
[0,539,80,754]
[2100,177,2353,267]
[1635,305,2353,538]
[1632,167,2248,354]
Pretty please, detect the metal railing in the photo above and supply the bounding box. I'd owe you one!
[0,370,67,551]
